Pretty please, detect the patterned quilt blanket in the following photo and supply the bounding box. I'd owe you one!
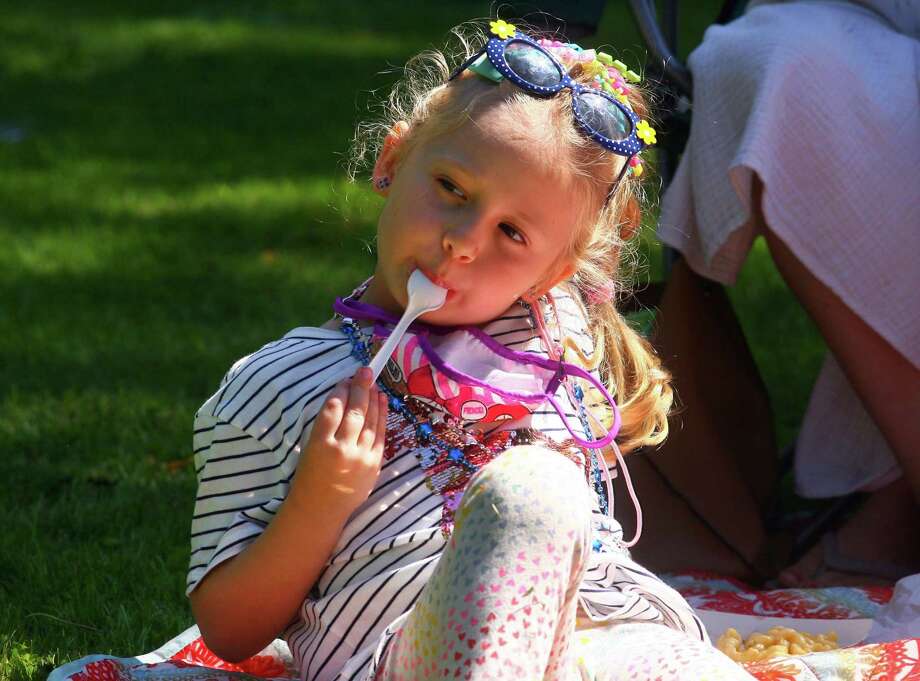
[48,573,920,681]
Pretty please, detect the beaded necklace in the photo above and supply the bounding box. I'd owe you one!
[339,309,610,536]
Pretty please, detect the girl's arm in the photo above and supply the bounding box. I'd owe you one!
[189,368,388,663]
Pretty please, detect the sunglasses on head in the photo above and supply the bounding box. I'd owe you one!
[450,29,646,161]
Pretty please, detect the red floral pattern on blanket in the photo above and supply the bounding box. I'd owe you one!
[743,638,920,681]
[71,660,131,681]
[71,658,245,681]
[171,639,288,677]
[69,637,294,681]
[69,644,290,681]
[666,571,893,618]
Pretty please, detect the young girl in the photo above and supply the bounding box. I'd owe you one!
[187,20,753,681]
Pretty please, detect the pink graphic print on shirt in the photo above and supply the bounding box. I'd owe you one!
[380,332,532,434]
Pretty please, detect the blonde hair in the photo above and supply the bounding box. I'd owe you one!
[348,21,672,455]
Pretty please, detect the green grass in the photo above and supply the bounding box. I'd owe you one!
[0,2,824,680]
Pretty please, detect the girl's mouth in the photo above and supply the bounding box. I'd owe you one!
[415,265,454,294]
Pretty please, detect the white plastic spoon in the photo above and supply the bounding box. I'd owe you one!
[368,269,448,381]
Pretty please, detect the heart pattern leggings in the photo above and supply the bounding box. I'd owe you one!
[375,446,753,680]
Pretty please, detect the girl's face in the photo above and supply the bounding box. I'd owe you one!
[363,104,586,327]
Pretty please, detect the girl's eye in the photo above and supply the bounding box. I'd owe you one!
[499,223,525,244]
[437,177,465,198]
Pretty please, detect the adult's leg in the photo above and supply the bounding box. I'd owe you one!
[753,178,920,497]
[623,258,778,583]
[750,178,920,584]
[375,446,593,681]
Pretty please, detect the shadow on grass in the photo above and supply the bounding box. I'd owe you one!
[1,471,196,669]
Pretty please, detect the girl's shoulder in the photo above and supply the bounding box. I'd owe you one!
[220,324,350,383]
[195,324,359,430]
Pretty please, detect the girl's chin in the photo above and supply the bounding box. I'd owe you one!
[417,308,455,325]
[420,301,510,328]
[418,303,474,327]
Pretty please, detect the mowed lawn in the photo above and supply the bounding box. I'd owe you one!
[0,2,823,679]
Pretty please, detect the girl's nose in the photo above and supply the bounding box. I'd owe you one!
[442,222,481,263]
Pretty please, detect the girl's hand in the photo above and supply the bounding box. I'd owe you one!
[291,367,389,513]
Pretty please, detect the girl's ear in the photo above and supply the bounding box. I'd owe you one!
[372,121,411,196]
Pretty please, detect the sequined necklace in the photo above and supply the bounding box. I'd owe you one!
[339,316,609,535]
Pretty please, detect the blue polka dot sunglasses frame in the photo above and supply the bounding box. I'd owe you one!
[450,29,646,161]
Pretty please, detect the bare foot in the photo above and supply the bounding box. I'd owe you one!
[778,477,920,588]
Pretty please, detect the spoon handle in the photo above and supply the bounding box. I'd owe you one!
[368,310,419,381]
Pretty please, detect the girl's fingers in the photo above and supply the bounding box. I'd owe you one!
[357,382,379,451]
[335,367,373,442]
[315,381,349,437]
[372,392,388,456]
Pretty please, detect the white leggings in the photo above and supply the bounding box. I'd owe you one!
[375,447,753,680]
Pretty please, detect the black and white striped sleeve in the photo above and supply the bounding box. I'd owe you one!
[186,416,291,595]
[185,328,362,596]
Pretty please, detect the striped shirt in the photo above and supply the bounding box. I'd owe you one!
[187,289,705,681]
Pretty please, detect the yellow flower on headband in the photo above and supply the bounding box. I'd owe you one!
[489,20,516,39]
[636,120,657,145]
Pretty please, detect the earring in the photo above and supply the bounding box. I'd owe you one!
[374,176,391,190]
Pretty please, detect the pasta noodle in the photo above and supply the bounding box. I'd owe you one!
[716,626,839,662]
